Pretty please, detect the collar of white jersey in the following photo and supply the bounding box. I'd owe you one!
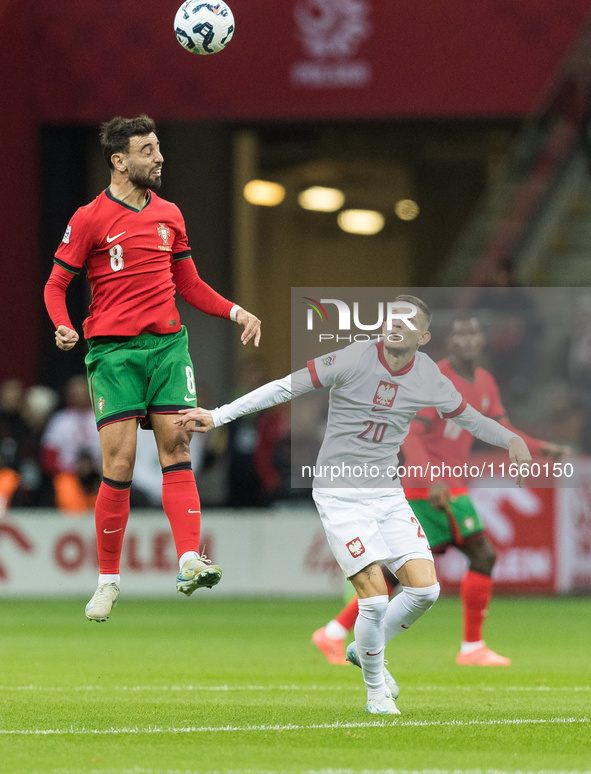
[375,339,416,377]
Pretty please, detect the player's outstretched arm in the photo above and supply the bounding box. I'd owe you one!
[429,482,451,510]
[175,408,214,433]
[235,308,261,347]
[176,368,315,434]
[451,404,532,486]
[55,325,79,351]
[171,260,260,345]
[498,417,571,462]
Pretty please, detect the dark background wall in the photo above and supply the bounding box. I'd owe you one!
[1,0,590,387]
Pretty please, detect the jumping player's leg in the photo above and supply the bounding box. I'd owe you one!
[143,328,221,594]
[85,418,137,622]
[151,413,221,595]
[152,412,200,557]
[95,418,137,575]
[456,533,510,665]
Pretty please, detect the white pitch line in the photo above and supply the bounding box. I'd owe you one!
[372,686,591,694]
[30,768,591,774]
[0,684,589,693]
[0,717,588,736]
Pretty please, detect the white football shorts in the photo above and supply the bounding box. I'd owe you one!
[312,487,433,578]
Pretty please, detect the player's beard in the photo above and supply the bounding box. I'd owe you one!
[128,163,162,191]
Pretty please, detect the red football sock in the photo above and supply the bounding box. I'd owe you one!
[460,570,493,642]
[95,481,130,574]
[335,595,360,632]
[162,469,201,559]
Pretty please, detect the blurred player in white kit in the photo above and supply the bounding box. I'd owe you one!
[175,295,531,715]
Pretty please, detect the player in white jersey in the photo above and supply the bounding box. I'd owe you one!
[175,295,531,715]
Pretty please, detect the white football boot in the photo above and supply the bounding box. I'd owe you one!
[85,582,120,622]
[176,554,222,596]
[346,641,400,699]
[365,691,401,715]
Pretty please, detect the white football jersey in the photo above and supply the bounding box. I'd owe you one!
[212,338,516,494]
[306,339,466,488]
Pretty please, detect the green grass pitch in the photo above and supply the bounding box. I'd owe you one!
[0,595,589,774]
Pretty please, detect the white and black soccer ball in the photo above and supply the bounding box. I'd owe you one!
[174,1,235,55]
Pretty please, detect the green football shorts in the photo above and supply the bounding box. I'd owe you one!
[408,494,484,551]
[85,326,197,430]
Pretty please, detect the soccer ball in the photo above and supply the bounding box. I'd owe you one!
[174,1,235,55]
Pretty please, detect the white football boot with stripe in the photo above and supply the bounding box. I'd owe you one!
[346,641,400,699]
[365,691,401,715]
[176,554,222,596]
[85,582,120,622]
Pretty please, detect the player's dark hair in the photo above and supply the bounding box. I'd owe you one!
[99,115,157,170]
[450,311,482,328]
[395,294,432,328]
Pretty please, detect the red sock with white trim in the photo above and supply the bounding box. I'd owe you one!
[460,570,493,644]
[334,595,360,633]
[161,463,201,560]
[95,479,131,574]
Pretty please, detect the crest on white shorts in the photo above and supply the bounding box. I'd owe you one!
[373,380,398,408]
[347,537,365,557]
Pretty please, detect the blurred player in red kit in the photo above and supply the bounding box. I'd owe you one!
[312,315,569,667]
[44,115,261,622]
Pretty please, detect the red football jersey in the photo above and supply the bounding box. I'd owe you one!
[53,188,210,338]
[403,357,507,498]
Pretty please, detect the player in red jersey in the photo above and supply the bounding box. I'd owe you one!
[44,115,261,622]
[312,315,569,666]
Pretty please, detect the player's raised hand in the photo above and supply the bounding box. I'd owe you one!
[429,482,451,510]
[509,436,532,487]
[236,308,261,347]
[55,325,79,351]
[174,407,215,433]
[540,441,572,461]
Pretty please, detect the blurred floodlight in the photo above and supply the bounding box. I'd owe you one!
[298,186,345,212]
[395,199,420,220]
[337,209,385,235]
[243,180,286,206]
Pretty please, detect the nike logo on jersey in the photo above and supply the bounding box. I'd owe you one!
[106,231,126,243]
[103,528,123,534]
[371,406,390,412]
[184,395,195,402]
[188,509,200,514]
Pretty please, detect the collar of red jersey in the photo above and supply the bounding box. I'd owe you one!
[106,187,152,212]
